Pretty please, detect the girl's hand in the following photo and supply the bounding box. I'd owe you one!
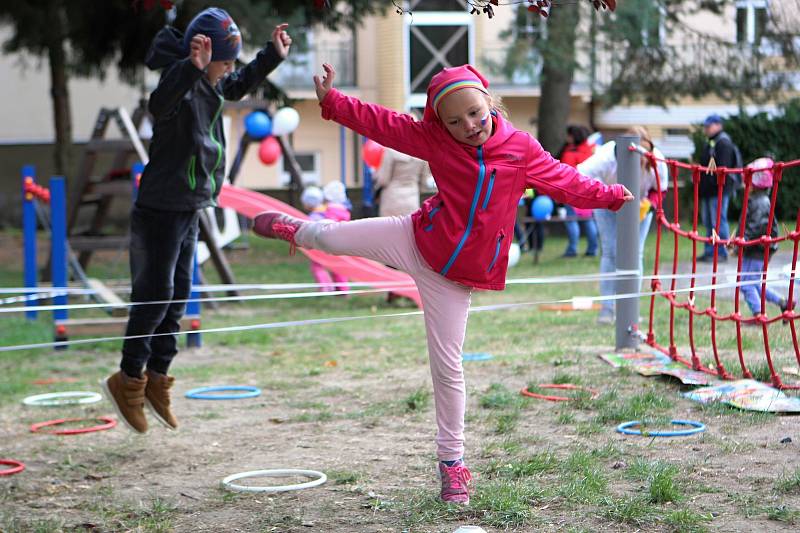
[621,186,635,202]
[190,34,212,71]
[272,23,292,58]
[313,63,336,103]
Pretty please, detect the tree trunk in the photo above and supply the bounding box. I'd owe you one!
[536,3,580,155]
[47,0,72,176]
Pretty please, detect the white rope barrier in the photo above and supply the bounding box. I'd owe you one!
[1,268,794,315]
[0,274,793,353]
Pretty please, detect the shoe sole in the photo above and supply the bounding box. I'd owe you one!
[100,377,146,434]
[144,397,177,430]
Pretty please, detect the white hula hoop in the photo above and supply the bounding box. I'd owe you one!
[22,391,102,407]
[221,468,327,493]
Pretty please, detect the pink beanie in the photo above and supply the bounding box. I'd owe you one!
[747,157,774,189]
[423,65,490,123]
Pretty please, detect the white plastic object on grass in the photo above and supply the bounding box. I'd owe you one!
[22,391,102,406]
[571,296,593,310]
[221,468,327,493]
[453,527,488,533]
[507,242,521,268]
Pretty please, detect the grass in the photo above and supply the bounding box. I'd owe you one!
[775,468,800,494]
[1,229,798,530]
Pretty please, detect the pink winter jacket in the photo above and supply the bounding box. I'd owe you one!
[320,89,626,290]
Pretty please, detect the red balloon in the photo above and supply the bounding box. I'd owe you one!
[258,137,281,165]
[363,139,385,169]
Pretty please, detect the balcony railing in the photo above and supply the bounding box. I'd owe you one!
[268,46,355,89]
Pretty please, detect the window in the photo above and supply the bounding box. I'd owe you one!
[280,152,320,186]
[736,1,768,46]
[404,4,473,109]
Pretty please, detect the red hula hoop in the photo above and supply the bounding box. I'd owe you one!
[31,377,78,385]
[520,383,600,402]
[30,416,117,435]
[0,459,25,476]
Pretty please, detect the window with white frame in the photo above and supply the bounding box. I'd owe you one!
[404,1,473,110]
[736,0,768,46]
[280,152,320,187]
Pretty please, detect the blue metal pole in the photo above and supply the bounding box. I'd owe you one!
[50,177,68,347]
[362,136,374,209]
[131,162,144,201]
[340,125,347,185]
[22,165,38,320]
[187,256,202,347]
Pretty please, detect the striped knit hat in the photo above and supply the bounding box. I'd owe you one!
[423,65,490,123]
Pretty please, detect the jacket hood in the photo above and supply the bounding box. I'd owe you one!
[145,26,187,70]
[423,65,490,123]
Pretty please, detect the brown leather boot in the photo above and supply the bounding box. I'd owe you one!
[144,369,178,430]
[102,370,148,433]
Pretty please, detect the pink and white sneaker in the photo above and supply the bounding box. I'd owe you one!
[439,460,472,505]
[252,211,305,254]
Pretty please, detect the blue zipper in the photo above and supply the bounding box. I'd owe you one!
[424,205,441,232]
[440,147,486,276]
[481,169,496,210]
[487,233,504,272]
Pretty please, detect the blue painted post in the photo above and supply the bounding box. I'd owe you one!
[22,165,38,320]
[50,177,68,348]
[186,257,202,347]
[340,125,347,185]
[131,162,144,201]
[362,136,375,211]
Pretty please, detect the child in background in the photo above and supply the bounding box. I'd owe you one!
[254,63,632,504]
[301,185,348,292]
[733,158,793,319]
[103,7,291,434]
[322,181,352,223]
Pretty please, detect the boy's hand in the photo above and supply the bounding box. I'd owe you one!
[313,63,336,103]
[621,186,635,202]
[272,23,292,58]
[190,34,212,71]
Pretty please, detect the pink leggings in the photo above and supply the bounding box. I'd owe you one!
[309,262,348,292]
[295,215,471,461]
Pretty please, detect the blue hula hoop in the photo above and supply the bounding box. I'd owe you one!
[185,385,261,400]
[462,352,493,362]
[616,419,705,437]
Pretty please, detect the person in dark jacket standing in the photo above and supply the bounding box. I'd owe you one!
[733,158,792,318]
[698,114,741,262]
[103,8,291,433]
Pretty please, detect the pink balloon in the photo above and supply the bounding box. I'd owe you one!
[363,140,385,169]
[258,137,281,165]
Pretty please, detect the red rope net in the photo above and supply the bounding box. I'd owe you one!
[641,152,799,389]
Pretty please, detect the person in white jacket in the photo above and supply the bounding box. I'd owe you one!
[374,147,432,218]
[577,126,669,325]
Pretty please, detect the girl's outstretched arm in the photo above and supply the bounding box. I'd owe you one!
[314,63,435,161]
[523,135,633,210]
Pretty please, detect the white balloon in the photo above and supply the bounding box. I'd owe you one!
[508,242,521,268]
[271,107,300,136]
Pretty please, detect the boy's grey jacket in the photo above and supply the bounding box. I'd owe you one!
[137,26,282,211]
[740,190,778,258]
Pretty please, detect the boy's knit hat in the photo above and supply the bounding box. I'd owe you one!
[323,181,348,205]
[183,7,242,62]
[747,157,774,189]
[423,65,490,123]
[301,186,324,209]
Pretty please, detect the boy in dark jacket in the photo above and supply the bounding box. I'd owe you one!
[103,7,291,433]
[733,158,792,319]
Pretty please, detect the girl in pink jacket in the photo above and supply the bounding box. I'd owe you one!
[254,63,633,504]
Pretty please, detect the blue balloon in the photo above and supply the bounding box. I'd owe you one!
[531,195,554,221]
[245,111,272,139]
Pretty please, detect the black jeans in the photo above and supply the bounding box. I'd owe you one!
[121,206,199,378]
